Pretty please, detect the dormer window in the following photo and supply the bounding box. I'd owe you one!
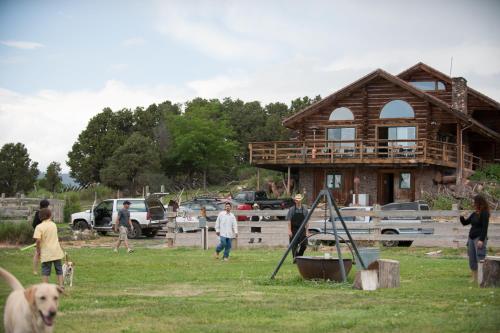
[329,107,354,121]
[380,100,415,119]
[409,81,446,91]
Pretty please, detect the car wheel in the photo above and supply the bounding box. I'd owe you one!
[74,220,89,231]
[128,221,142,239]
[381,230,399,247]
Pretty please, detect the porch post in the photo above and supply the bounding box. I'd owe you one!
[257,168,260,191]
[456,123,463,185]
[287,166,291,196]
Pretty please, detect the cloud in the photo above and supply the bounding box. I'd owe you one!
[321,43,500,77]
[1,40,45,50]
[154,2,278,61]
[0,81,191,173]
[122,37,145,47]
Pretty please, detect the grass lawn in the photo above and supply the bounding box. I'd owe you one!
[0,244,499,333]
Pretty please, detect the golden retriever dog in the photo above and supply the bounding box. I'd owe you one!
[62,261,74,287]
[1,267,63,333]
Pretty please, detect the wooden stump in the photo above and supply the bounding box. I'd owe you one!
[353,270,378,291]
[481,256,500,288]
[368,259,400,288]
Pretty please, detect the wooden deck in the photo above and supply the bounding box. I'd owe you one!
[249,139,482,170]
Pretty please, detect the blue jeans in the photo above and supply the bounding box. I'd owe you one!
[467,237,487,271]
[216,236,232,258]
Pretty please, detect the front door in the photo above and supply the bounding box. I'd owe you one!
[326,170,353,206]
[313,169,325,202]
[379,172,394,205]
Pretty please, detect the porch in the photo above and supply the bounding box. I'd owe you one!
[249,139,482,171]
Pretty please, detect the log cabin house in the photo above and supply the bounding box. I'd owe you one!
[249,62,500,205]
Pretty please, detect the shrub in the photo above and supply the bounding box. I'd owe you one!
[64,193,82,223]
[77,185,115,202]
[470,163,500,182]
[0,221,34,245]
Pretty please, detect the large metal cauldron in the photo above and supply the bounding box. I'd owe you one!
[295,256,353,282]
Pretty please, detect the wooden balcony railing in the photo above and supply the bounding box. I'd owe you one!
[249,139,482,170]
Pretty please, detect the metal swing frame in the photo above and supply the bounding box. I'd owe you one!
[270,187,367,282]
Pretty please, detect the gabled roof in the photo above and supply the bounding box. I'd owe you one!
[398,62,500,110]
[283,65,500,141]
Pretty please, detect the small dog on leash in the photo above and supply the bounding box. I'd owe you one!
[1,267,63,333]
[62,253,75,287]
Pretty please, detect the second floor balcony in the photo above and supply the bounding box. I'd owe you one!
[249,139,482,171]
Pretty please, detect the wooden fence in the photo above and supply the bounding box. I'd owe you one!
[0,197,65,223]
[163,208,500,248]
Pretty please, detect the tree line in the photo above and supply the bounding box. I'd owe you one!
[0,96,320,196]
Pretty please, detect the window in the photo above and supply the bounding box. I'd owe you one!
[327,127,356,149]
[329,107,354,121]
[409,81,446,91]
[399,173,411,189]
[380,100,414,118]
[436,81,446,90]
[117,200,147,212]
[327,173,342,189]
[388,126,416,147]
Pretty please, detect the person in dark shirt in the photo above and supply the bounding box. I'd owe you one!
[114,201,134,253]
[460,194,490,283]
[287,194,309,261]
[31,199,50,275]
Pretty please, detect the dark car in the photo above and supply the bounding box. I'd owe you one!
[233,190,294,221]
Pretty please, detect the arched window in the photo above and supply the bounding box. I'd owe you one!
[380,100,414,118]
[329,107,354,121]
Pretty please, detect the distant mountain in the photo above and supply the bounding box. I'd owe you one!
[61,173,79,186]
[38,173,79,186]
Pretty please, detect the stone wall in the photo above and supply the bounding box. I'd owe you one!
[357,168,378,205]
[451,77,468,114]
[298,168,314,204]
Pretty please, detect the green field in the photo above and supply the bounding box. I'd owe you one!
[1,244,499,333]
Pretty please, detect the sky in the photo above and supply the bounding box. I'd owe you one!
[1,0,500,173]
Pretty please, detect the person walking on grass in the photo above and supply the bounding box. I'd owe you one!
[114,200,134,253]
[287,193,310,262]
[33,208,64,287]
[460,194,490,283]
[214,202,238,261]
[31,199,50,275]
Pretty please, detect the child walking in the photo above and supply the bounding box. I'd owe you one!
[33,208,64,287]
[31,199,50,275]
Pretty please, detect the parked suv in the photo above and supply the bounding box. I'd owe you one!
[70,197,167,238]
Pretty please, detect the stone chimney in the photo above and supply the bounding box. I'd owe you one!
[451,77,468,114]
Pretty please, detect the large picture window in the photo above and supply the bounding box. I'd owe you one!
[388,126,416,147]
[327,127,356,149]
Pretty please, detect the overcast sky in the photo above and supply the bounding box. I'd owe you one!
[1,0,499,173]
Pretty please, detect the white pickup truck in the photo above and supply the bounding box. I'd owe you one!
[70,197,167,238]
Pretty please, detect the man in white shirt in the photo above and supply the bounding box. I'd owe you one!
[215,202,238,261]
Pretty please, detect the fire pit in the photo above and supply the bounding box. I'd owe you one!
[295,256,353,282]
